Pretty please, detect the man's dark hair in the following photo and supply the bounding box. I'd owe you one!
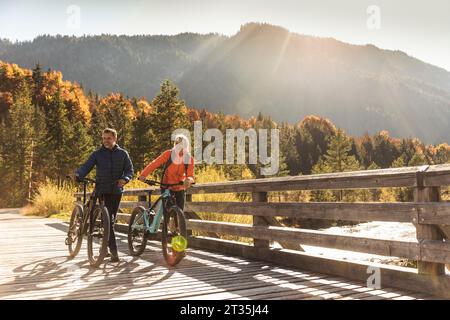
[103,128,117,138]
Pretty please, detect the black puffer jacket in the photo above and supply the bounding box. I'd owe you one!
[75,144,134,194]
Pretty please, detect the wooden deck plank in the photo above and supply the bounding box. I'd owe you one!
[0,264,323,299]
[0,211,442,300]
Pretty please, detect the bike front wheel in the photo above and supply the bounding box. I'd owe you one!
[161,205,187,266]
[128,206,149,256]
[67,204,84,258]
[87,205,110,267]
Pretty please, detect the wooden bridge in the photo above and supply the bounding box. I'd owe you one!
[1,164,450,300]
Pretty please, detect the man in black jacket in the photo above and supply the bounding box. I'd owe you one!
[75,128,134,262]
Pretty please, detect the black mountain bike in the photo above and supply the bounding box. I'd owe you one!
[65,176,111,267]
[128,180,190,266]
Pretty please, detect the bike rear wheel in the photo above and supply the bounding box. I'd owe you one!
[128,206,149,256]
[87,205,110,267]
[161,205,187,266]
[67,204,84,258]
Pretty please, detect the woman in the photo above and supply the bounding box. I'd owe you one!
[138,134,194,210]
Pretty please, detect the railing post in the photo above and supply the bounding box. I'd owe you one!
[138,193,148,208]
[252,191,270,249]
[414,166,445,276]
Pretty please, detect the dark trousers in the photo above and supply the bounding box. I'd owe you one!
[103,193,122,254]
[169,189,185,211]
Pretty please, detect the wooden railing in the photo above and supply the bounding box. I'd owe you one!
[75,164,450,298]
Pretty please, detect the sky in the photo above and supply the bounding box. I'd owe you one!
[1,0,449,71]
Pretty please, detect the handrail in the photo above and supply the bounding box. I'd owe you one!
[73,163,450,298]
[74,164,450,197]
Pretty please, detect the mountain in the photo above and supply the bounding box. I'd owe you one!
[0,33,226,98]
[1,22,450,143]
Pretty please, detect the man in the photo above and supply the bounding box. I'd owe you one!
[139,134,194,210]
[74,128,134,262]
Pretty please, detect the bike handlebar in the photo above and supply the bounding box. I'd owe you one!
[144,179,195,187]
[65,175,97,184]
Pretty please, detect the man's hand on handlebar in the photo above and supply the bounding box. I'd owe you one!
[117,179,127,187]
[138,175,146,182]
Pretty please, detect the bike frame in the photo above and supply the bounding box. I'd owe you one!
[79,182,105,235]
[132,188,173,234]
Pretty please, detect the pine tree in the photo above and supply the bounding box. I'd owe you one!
[408,152,428,166]
[359,133,374,169]
[372,131,400,168]
[129,99,155,172]
[279,122,301,175]
[296,116,337,174]
[316,129,360,173]
[30,100,48,186]
[390,155,414,201]
[151,80,190,154]
[67,121,94,171]
[31,63,44,108]
[0,83,35,205]
[44,89,73,184]
[89,105,107,147]
[311,129,360,201]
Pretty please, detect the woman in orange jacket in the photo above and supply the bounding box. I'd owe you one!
[138,134,194,210]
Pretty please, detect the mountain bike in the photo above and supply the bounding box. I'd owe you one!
[128,179,190,266]
[65,176,111,267]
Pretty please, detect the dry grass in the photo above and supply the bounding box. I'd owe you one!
[24,179,75,219]
[190,166,253,243]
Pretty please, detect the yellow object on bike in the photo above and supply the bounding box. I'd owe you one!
[171,235,187,252]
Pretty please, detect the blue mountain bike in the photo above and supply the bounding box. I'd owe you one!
[127,180,189,266]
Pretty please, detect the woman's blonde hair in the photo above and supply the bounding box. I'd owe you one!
[174,134,190,154]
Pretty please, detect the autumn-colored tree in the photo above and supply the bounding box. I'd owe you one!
[96,93,135,147]
[432,144,450,164]
[3,60,450,209]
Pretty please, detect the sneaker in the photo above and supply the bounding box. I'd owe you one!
[105,249,116,258]
[108,249,119,262]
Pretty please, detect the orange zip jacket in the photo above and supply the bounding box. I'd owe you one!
[140,149,195,191]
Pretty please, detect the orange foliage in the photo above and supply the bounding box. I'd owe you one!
[136,98,153,115]
[298,115,337,134]
[187,108,201,122]
[98,93,135,119]
[41,71,90,122]
[0,61,91,122]
[224,114,248,128]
